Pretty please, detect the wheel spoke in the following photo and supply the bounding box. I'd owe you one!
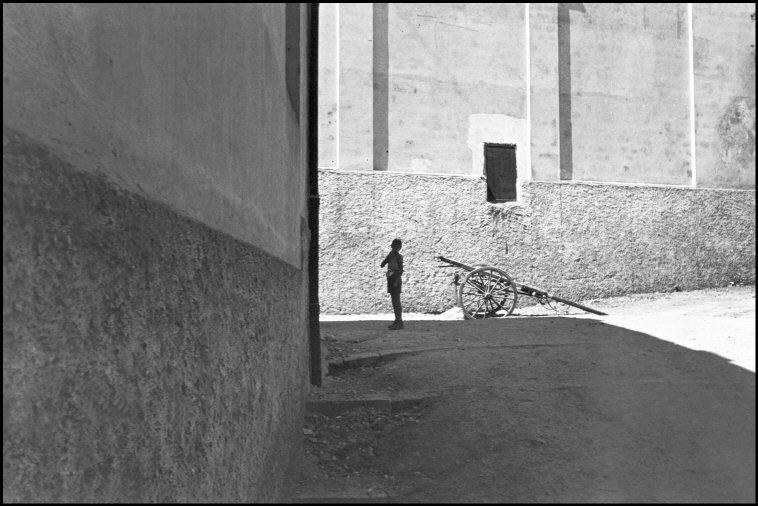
[491,279,512,295]
[462,297,481,306]
[461,267,519,318]
[492,287,512,300]
[484,297,494,315]
[480,297,488,315]
[463,295,482,313]
[475,273,488,289]
[490,296,503,312]
[473,298,485,316]
[461,296,477,310]
[485,270,494,292]
[472,284,487,295]
[466,278,487,294]
[491,274,504,295]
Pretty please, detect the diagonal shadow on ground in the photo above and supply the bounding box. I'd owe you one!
[295,316,756,503]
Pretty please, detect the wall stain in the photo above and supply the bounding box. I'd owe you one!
[717,95,756,169]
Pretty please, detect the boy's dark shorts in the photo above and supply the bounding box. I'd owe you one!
[387,274,402,294]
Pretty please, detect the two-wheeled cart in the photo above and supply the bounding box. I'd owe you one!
[436,255,607,319]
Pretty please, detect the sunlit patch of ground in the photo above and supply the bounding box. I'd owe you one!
[321,285,755,372]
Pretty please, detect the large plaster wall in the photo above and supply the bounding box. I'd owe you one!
[319,169,755,314]
[385,3,527,175]
[549,3,692,185]
[318,3,527,176]
[3,3,310,501]
[320,3,755,190]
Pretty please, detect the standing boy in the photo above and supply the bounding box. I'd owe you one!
[381,238,404,329]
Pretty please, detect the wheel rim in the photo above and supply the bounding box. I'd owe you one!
[458,267,518,319]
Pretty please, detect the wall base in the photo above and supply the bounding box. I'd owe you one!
[3,129,309,502]
[319,169,755,314]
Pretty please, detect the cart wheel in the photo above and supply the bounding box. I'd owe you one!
[457,266,518,319]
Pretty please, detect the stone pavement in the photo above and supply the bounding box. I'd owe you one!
[291,286,756,502]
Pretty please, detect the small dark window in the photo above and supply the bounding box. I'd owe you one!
[484,143,517,202]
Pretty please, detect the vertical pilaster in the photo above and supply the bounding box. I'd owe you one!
[529,3,561,181]
[338,3,374,171]
[686,2,697,187]
[317,3,339,168]
[373,3,389,171]
[524,3,532,188]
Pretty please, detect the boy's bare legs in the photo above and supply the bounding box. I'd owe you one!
[389,292,403,329]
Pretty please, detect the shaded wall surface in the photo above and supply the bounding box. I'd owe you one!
[3,3,306,265]
[319,169,755,314]
[4,3,309,502]
[3,133,308,501]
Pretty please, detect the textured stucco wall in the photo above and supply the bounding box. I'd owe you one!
[3,3,306,266]
[692,3,756,189]
[3,130,309,502]
[3,2,311,502]
[319,169,755,314]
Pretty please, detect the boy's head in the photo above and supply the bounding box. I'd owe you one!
[391,238,402,251]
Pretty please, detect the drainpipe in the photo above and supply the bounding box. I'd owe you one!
[307,2,321,386]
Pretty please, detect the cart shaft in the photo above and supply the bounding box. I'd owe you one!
[436,255,475,272]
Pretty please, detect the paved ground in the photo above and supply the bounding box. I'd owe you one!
[290,286,756,502]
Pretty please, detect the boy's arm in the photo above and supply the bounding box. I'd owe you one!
[380,252,389,267]
[398,254,404,273]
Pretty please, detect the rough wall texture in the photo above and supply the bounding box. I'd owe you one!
[3,129,309,502]
[319,169,755,314]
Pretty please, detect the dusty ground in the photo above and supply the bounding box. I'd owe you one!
[289,286,756,502]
